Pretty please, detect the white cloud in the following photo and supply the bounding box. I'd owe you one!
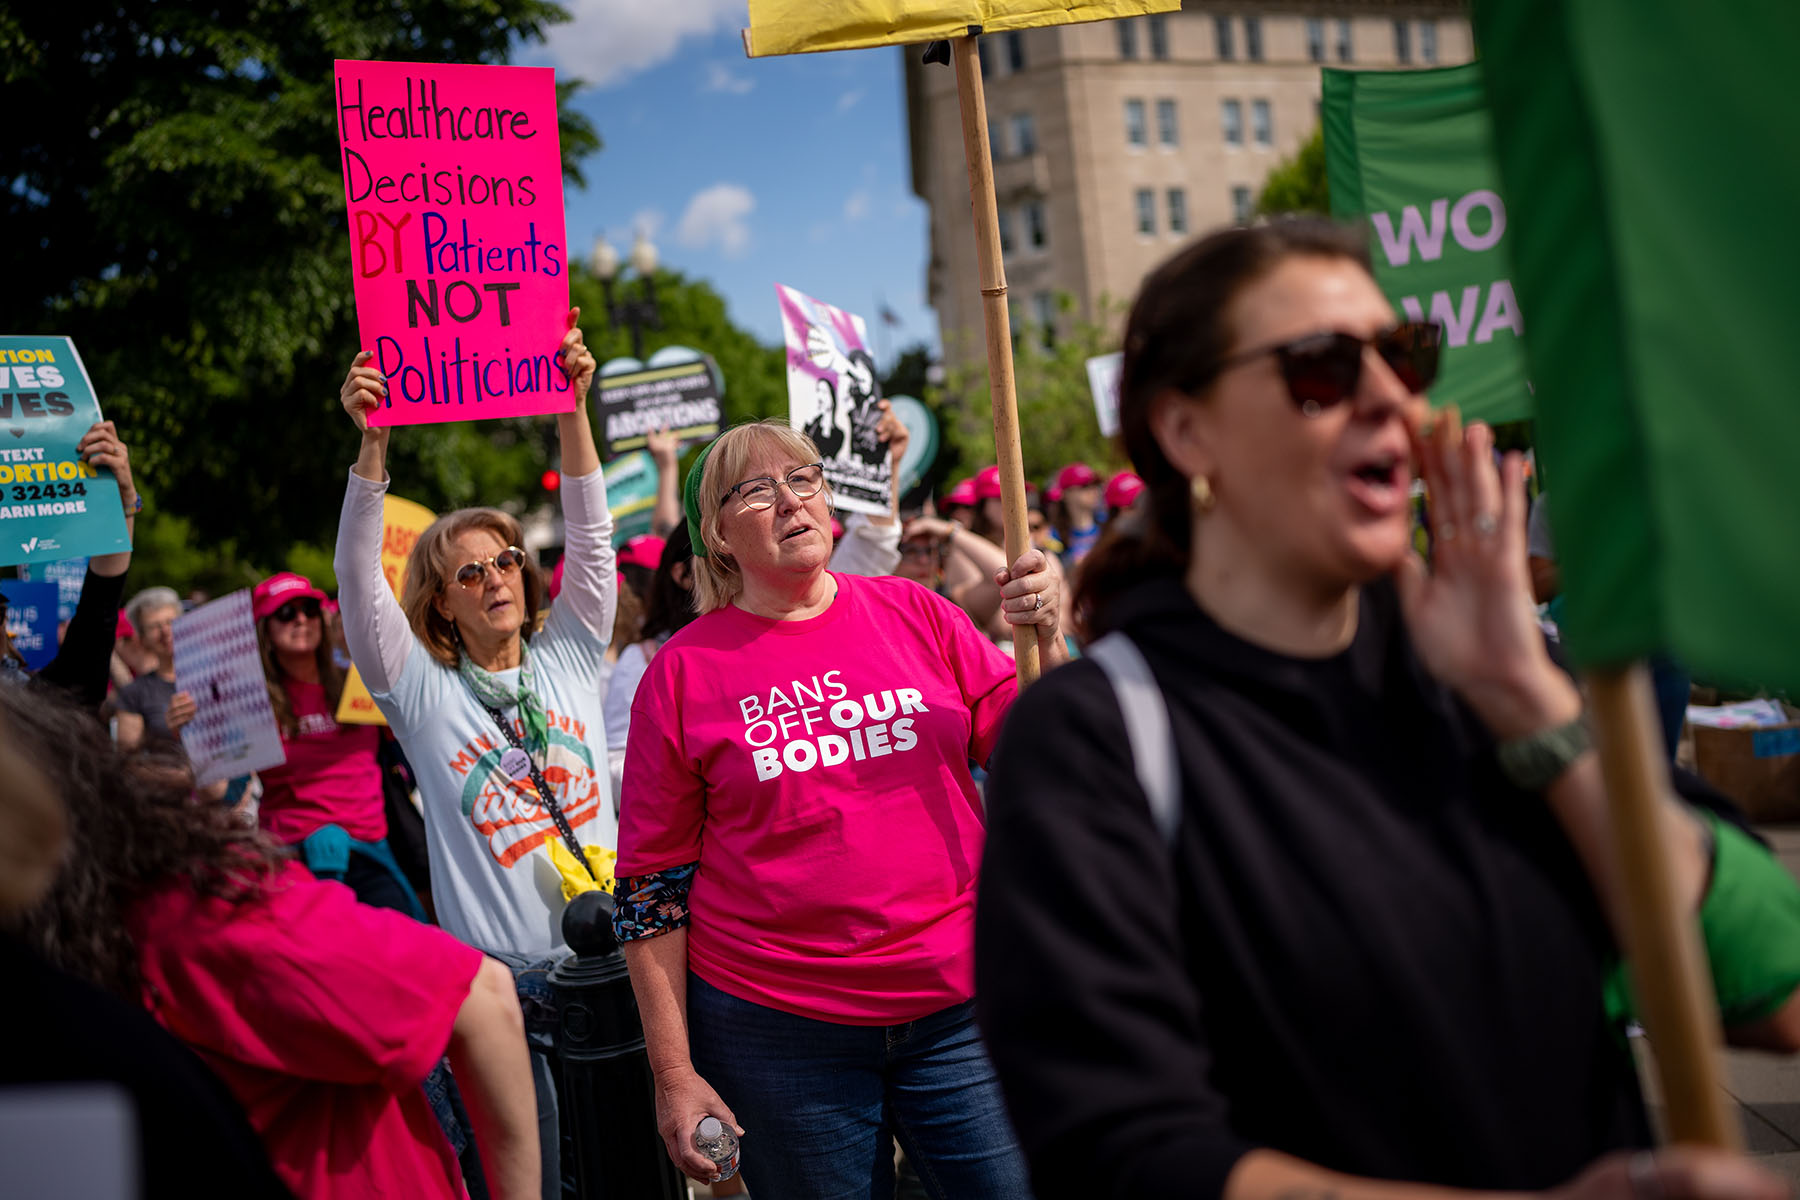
[844,190,870,222]
[837,89,865,113]
[703,61,755,94]
[675,184,755,257]
[529,0,744,88]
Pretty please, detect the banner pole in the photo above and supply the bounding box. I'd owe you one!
[951,32,1042,686]
[1588,663,1741,1148]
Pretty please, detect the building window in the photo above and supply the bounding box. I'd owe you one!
[1032,290,1056,335]
[998,208,1015,255]
[988,117,1004,160]
[1167,188,1188,235]
[1420,20,1439,64]
[1135,188,1156,235]
[1306,18,1325,62]
[1006,30,1026,72]
[1117,18,1138,59]
[1245,17,1264,61]
[1336,18,1353,62]
[1231,185,1253,225]
[1221,98,1243,147]
[1010,113,1037,156]
[1023,199,1048,249]
[1156,98,1179,148]
[1252,99,1272,148]
[1149,13,1170,59]
[1125,98,1147,148]
[1215,15,1234,60]
[1394,19,1411,64]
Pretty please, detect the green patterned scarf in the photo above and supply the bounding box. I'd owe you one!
[458,640,549,759]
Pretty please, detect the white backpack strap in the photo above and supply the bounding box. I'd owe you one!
[1088,633,1181,847]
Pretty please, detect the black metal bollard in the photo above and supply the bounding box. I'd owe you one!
[550,890,688,1200]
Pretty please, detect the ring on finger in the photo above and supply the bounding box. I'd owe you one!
[1033,593,1043,611]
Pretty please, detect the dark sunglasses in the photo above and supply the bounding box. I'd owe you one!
[1216,321,1443,417]
[270,598,322,624]
[453,546,529,590]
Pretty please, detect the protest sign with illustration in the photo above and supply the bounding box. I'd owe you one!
[1,580,60,671]
[1322,64,1530,426]
[174,590,286,787]
[338,492,437,725]
[0,337,131,568]
[595,348,722,460]
[334,60,574,426]
[776,284,891,516]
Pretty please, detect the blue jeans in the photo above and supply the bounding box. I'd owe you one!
[686,973,1033,1200]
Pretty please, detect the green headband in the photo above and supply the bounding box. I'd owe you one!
[683,438,718,559]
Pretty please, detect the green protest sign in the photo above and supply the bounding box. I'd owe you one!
[1323,64,1531,425]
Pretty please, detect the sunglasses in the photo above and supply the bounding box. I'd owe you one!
[720,463,827,511]
[270,598,322,624]
[453,546,529,590]
[1216,321,1442,417]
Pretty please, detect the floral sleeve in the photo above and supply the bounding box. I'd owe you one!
[611,861,698,941]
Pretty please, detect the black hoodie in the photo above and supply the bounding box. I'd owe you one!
[978,577,1649,1200]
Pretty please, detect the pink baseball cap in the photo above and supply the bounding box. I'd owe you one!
[973,465,1003,501]
[618,535,666,572]
[252,572,327,622]
[943,478,977,508]
[1055,462,1099,491]
[1104,471,1146,511]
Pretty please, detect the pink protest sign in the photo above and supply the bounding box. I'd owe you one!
[334,59,575,426]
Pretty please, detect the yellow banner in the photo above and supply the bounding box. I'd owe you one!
[744,0,1180,57]
[336,493,437,726]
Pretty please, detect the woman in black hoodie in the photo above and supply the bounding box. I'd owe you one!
[977,221,1794,1200]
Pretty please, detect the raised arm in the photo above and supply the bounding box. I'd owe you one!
[35,423,138,707]
[332,352,411,692]
[647,429,683,540]
[549,312,617,643]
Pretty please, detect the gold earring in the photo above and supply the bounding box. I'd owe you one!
[1191,475,1215,514]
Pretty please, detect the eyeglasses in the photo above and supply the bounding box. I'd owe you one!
[270,598,322,624]
[720,463,827,511]
[1216,321,1442,417]
[453,546,529,590]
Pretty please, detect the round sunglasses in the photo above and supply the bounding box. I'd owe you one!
[269,597,322,624]
[1216,321,1443,417]
[453,546,529,590]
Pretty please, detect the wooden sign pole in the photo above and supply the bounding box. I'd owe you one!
[951,33,1044,686]
[1588,664,1741,1148]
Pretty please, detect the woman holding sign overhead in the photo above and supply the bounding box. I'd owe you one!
[335,308,609,1195]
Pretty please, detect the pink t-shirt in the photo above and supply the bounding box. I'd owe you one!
[257,679,387,845]
[130,861,482,1199]
[617,572,1017,1024]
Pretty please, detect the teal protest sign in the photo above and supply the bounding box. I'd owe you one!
[603,451,659,545]
[1322,64,1532,425]
[0,337,131,567]
[1,580,60,671]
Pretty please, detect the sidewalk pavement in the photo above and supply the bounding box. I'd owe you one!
[1637,824,1800,1181]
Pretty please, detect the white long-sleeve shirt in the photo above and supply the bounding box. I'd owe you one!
[334,466,617,955]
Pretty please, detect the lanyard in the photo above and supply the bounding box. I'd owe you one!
[479,703,599,882]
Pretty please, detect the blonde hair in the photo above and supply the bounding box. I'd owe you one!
[693,420,830,615]
[401,508,546,668]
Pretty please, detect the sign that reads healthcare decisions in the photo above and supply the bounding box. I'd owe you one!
[0,337,131,568]
[1,580,60,671]
[596,355,722,460]
[335,60,575,426]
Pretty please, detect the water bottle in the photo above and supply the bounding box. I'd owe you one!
[693,1116,740,1182]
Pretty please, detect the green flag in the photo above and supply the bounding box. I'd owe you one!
[1472,0,1800,689]
[1323,64,1532,426]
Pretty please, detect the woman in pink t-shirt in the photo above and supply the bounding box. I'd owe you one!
[615,420,1067,1197]
[7,684,541,1200]
[170,571,418,915]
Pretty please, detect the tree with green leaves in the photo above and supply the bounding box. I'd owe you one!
[0,2,599,584]
[1255,127,1330,217]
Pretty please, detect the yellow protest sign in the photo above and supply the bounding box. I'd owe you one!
[336,493,437,725]
[744,0,1179,57]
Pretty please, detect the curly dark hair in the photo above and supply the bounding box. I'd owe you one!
[3,683,290,1000]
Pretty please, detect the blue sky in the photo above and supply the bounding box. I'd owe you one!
[518,4,938,366]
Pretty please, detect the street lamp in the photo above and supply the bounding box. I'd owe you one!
[589,233,661,361]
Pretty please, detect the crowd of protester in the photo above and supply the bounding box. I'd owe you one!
[4,219,1800,1200]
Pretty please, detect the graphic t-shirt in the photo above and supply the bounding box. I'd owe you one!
[130,862,482,1200]
[618,571,1017,1024]
[257,679,386,845]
